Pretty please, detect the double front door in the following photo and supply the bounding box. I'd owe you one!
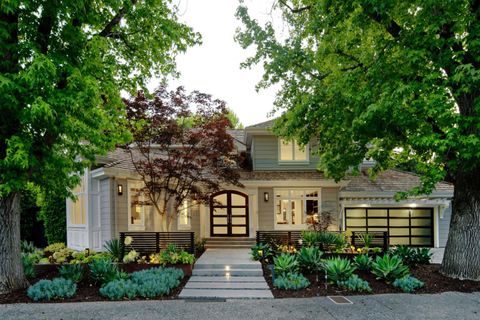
[210,190,249,237]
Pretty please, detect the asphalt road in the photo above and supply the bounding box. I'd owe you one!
[1,292,479,320]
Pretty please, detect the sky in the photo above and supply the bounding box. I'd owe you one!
[148,0,280,127]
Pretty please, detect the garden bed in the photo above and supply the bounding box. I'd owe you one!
[0,272,190,304]
[263,263,480,298]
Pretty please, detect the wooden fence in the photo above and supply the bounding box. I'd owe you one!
[120,232,195,257]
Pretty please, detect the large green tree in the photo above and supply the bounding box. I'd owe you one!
[0,0,199,293]
[236,0,480,280]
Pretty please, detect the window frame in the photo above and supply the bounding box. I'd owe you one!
[278,138,309,163]
[127,180,146,231]
[177,199,191,230]
[68,175,86,226]
[273,188,321,230]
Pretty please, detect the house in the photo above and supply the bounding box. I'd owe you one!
[66,119,453,251]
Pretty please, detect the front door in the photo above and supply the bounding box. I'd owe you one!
[210,191,249,237]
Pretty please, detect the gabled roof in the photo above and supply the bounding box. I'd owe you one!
[342,169,453,193]
[245,119,276,130]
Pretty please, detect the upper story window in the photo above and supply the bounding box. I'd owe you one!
[279,139,308,162]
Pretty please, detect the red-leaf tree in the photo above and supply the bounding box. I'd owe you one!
[124,86,242,231]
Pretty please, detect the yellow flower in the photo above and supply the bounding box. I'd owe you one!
[357,248,362,252]
[124,236,133,246]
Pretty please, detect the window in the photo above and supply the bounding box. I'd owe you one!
[279,139,308,162]
[178,200,191,230]
[70,180,86,225]
[275,189,320,229]
[128,181,145,230]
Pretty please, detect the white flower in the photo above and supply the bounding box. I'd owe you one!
[124,236,133,246]
[123,249,139,263]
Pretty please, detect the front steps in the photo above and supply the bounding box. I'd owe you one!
[204,237,256,249]
[179,249,273,299]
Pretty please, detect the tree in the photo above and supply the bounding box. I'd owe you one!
[226,109,244,129]
[236,1,480,279]
[124,86,242,231]
[0,0,199,293]
[38,191,67,245]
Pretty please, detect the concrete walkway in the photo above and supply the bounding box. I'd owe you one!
[179,249,273,299]
[431,248,445,264]
[2,292,480,320]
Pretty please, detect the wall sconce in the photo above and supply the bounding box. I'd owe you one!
[117,184,123,196]
[263,192,269,202]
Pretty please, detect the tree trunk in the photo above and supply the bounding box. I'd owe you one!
[441,166,480,280]
[0,192,28,294]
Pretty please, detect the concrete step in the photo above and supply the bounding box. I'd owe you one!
[205,244,254,249]
[188,276,266,282]
[185,281,270,289]
[179,288,274,299]
[194,263,261,270]
[192,269,263,276]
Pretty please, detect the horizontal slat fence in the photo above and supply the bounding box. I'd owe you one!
[256,230,388,251]
[120,232,194,257]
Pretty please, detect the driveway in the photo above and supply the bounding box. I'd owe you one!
[1,292,479,320]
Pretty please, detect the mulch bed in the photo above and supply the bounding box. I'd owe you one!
[263,264,480,298]
[0,269,190,304]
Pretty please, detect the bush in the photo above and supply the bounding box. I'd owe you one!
[58,264,84,283]
[301,230,321,247]
[38,191,67,244]
[274,273,310,290]
[250,243,274,261]
[393,276,425,293]
[123,249,140,263]
[50,247,75,264]
[104,239,122,262]
[323,257,356,283]
[99,267,184,300]
[337,275,372,293]
[274,253,299,276]
[21,240,38,254]
[27,278,77,301]
[354,254,373,271]
[297,247,323,274]
[148,247,195,265]
[371,255,410,283]
[89,258,125,285]
[389,246,432,268]
[44,242,66,254]
[21,253,37,279]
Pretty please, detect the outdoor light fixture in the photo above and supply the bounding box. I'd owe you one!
[117,184,123,196]
[264,192,269,202]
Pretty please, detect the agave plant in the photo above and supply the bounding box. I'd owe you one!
[354,254,373,271]
[323,257,356,283]
[274,253,299,276]
[297,247,323,274]
[371,254,410,283]
[103,239,122,262]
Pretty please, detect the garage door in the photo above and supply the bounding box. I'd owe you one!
[345,208,433,247]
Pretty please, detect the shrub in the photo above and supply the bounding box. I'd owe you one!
[38,191,67,244]
[357,233,374,248]
[323,257,356,283]
[274,273,310,290]
[319,232,347,251]
[393,276,425,293]
[27,278,77,301]
[148,248,195,265]
[123,249,139,263]
[414,248,432,265]
[21,241,37,254]
[337,275,372,293]
[195,238,206,255]
[51,248,75,264]
[274,253,299,276]
[44,242,66,254]
[250,243,274,261]
[99,267,184,300]
[58,264,84,283]
[104,239,122,262]
[301,230,321,247]
[389,246,432,268]
[297,247,323,274]
[371,255,410,283]
[89,258,124,285]
[354,254,373,271]
[21,253,37,279]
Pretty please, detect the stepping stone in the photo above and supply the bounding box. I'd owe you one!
[185,281,270,289]
[192,269,263,276]
[188,276,266,282]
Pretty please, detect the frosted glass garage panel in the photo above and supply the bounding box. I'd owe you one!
[390,228,409,236]
[346,209,366,218]
[411,238,432,246]
[346,227,367,232]
[412,209,432,218]
[347,219,367,227]
[391,237,410,245]
[368,227,388,232]
[390,219,409,227]
[368,218,388,226]
[389,209,410,218]
[411,228,432,236]
[231,194,247,206]
[368,209,387,217]
[412,219,432,227]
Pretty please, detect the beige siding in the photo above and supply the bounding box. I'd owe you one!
[115,179,128,233]
[258,187,274,230]
[321,187,340,231]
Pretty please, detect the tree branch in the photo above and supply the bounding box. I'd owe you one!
[361,4,402,38]
[278,0,311,13]
[99,0,138,37]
